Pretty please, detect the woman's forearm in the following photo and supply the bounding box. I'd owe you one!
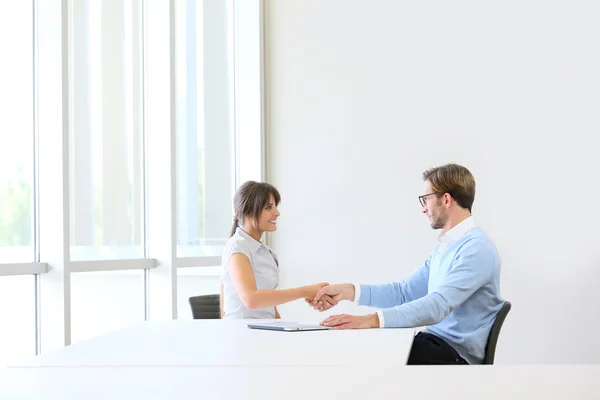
[241,287,309,310]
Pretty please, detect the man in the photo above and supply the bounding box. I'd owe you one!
[311,164,504,365]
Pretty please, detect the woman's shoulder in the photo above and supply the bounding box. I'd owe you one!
[223,234,252,256]
[225,231,250,246]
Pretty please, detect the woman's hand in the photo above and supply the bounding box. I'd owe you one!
[303,282,329,299]
[303,282,339,311]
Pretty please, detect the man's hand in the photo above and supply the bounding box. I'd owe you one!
[303,282,338,311]
[310,283,355,312]
[304,295,338,311]
[320,313,380,330]
[303,282,329,299]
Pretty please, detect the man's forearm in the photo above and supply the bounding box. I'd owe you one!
[359,282,421,309]
[342,283,356,302]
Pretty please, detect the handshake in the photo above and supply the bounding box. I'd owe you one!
[303,282,356,312]
[301,283,381,330]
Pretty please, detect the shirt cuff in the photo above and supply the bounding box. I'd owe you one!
[380,307,403,328]
[376,310,385,328]
[352,283,361,303]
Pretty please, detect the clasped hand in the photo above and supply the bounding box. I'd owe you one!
[304,283,380,330]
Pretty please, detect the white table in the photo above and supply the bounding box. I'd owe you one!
[16,319,416,367]
[2,364,599,399]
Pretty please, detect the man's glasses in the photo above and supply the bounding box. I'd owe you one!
[418,192,440,207]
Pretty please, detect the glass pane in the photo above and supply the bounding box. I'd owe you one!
[70,270,145,344]
[177,266,221,319]
[0,2,34,263]
[69,0,144,261]
[0,276,36,367]
[175,0,235,258]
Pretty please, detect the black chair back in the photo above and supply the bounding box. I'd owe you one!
[188,294,220,319]
[483,300,511,364]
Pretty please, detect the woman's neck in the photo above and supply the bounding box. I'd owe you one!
[241,224,263,242]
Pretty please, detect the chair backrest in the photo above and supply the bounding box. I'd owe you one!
[188,294,221,319]
[483,300,511,364]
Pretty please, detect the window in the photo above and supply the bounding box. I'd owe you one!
[0,1,35,263]
[68,0,144,261]
[174,0,235,259]
[177,266,221,319]
[70,270,145,344]
[1,0,263,361]
[0,276,36,367]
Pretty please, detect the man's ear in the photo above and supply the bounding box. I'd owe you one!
[443,193,452,207]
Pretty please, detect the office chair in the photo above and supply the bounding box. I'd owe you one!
[483,300,512,364]
[188,294,221,319]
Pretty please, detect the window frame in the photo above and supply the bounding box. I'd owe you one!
[0,0,266,359]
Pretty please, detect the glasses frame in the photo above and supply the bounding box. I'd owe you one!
[418,192,441,207]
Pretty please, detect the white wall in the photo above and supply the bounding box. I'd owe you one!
[265,0,600,364]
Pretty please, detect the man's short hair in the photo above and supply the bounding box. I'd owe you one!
[422,164,476,212]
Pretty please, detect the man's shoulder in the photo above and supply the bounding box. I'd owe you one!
[460,228,500,255]
[453,229,501,278]
[465,227,494,242]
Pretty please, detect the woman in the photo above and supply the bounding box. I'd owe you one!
[220,181,329,319]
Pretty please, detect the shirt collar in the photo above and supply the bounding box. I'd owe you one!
[438,216,476,245]
[236,227,263,253]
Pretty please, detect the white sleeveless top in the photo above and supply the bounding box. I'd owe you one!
[221,227,280,319]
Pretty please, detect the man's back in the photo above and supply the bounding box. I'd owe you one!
[426,227,503,364]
